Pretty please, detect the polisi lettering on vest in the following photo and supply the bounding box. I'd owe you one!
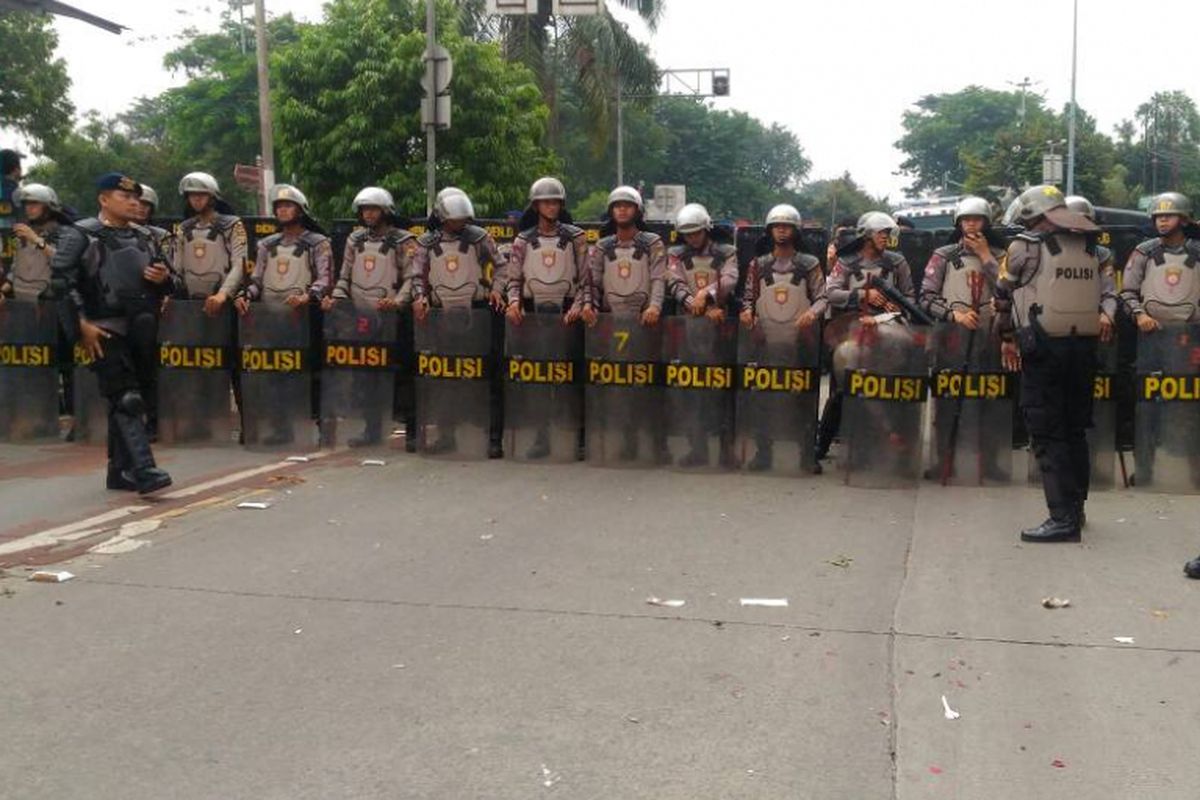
[932,372,1011,400]
[1054,266,1095,281]
[740,365,815,394]
[845,370,928,402]
[241,347,304,372]
[0,343,53,367]
[417,353,486,380]
[1140,374,1200,402]
[324,343,391,369]
[587,359,657,387]
[159,345,225,370]
[507,357,575,385]
[664,363,732,390]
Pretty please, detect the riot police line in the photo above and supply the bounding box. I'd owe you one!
[3,175,1199,502]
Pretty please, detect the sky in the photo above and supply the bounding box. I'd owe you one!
[26,0,1200,201]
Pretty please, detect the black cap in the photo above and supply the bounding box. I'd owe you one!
[1,149,22,174]
[96,172,141,194]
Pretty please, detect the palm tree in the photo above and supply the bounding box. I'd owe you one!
[459,0,664,154]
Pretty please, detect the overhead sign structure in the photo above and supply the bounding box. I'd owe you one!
[486,0,604,14]
[421,44,453,130]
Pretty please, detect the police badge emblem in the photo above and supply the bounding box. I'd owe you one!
[446,255,460,272]
[1166,267,1183,289]
[617,260,632,279]
[364,256,376,272]
[775,287,789,305]
[695,273,710,289]
[542,252,557,269]
[193,243,206,259]
[276,258,289,274]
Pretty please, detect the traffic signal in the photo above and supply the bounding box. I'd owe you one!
[713,74,730,96]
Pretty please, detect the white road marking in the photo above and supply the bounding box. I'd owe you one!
[0,506,150,556]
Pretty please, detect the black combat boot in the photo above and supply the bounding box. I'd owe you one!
[1185,555,1200,579]
[112,403,172,495]
[105,467,137,491]
[1020,513,1081,543]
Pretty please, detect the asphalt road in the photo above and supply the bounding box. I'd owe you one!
[1,443,1198,799]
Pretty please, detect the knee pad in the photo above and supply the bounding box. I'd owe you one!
[116,390,145,416]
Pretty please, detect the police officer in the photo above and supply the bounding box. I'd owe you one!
[996,185,1117,542]
[50,173,174,493]
[585,185,666,323]
[133,185,174,266]
[1,183,69,303]
[323,186,416,448]
[738,204,826,471]
[505,177,590,459]
[920,196,1007,481]
[411,189,508,458]
[1121,192,1200,491]
[173,172,247,314]
[235,184,333,446]
[816,211,916,463]
[0,149,21,234]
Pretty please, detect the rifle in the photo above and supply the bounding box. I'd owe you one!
[867,274,934,326]
[941,272,986,485]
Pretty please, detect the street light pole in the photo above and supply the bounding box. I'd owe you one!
[425,0,437,216]
[253,0,275,215]
[615,76,624,186]
[1066,0,1078,194]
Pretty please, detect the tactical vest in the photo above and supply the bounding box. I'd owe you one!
[938,245,997,310]
[178,216,233,297]
[261,232,319,305]
[842,251,901,293]
[599,231,657,313]
[78,219,155,315]
[1012,232,1100,337]
[425,227,487,309]
[520,224,580,308]
[348,229,408,303]
[11,224,55,301]
[1139,240,1200,323]
[755,253,814,324]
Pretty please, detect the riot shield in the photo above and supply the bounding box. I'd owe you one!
[734,318,820,475]
[836,318,929,488]
[1023,339,1120,490]
[927,315,1014,485]
[238,303,313,450]
[660,315,736,469]
[1134,323,1200,493]
[584,312,664,467]
[156,299,235,445]
[319,301,398,449]
[414,307,493,459]
[0,300,60,441]
[71,342,107,445]
[504,312,583,463]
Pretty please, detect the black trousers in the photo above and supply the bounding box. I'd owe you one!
[91,330,158,474]
[1020,335,1098,519]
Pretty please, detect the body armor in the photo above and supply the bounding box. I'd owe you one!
[841,250,903,293]
[178,215,235,297]
[936,244,997,310]
[347,229,408,303]
[424,225,488,308]
[599,232,657,313]
[755,253,816,324]
[260,231,320,305]
[78,219,155,316]
[1012,232,1100,336]
[10,227,54,301]
[519,224,580,307]
[671,242,735,298]
[1138,240,1200,323]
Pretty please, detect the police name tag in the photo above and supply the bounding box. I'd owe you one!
[241,347,305,372]
[844,370,928,403]
[159,345,227,370]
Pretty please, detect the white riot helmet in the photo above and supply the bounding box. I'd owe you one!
[269,183,312,216]
[178,171,221,197]
[607,185,644,211]
[857,211,898,237]
[139,185,159,211]
[954,195,992,225]
[1064,195,1096,222]
[13,183,61,212]
[352,186,395,215]
[529,176,567,204]
[437,190,475,222]
[675,203,712,234]
[765,204,802,229]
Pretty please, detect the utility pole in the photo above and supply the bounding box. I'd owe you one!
[253,0,275,214]
[1066,0,1078,194]
[1008,76,1036,129]
[615,76,624,186]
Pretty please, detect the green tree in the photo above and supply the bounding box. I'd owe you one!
[275,0,557,219]
[0,11,74,149]
[1116,91,1200,201]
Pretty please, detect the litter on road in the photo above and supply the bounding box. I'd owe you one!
[646,597,686,608]
[237,501,272,510]
[28,570,74,583]
[740,598,789,607]
[941,695,960,720]
[1113,636,1136,644]
[361,459,386,467]
[1041,597,1071,609]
